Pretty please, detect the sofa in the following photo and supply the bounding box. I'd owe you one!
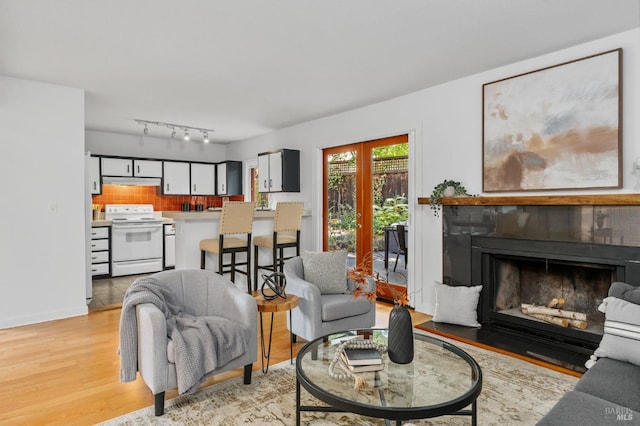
[537,282,640,426]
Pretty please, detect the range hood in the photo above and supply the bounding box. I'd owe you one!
[102,176,162,186]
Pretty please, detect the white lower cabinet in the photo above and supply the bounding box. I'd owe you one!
[90,226,110,277]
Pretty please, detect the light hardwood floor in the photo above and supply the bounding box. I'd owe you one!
[0,301,430,425]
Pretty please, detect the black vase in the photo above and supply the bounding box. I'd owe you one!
[387,304,414,364]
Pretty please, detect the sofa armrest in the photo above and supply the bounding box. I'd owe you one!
[136,303,170,394]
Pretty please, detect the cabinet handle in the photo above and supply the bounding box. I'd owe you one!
[92,256,98,260]
[127,164,130,173]
[91,243,96,248]
[91,268,97,272]
[166,183,170,191]
[269,178,272,189]
[193,184,197,192]
[137,165,140,174]
[93,182,97,190]
[222,183,225,192]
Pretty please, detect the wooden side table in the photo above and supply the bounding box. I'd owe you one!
[252,291,299,373]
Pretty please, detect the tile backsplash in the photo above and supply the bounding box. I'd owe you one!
[91,185,243,212]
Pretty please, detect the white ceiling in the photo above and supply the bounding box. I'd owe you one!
[1,0,639,143]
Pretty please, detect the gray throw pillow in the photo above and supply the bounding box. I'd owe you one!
[608,282,640,305]
[432,280,482,327]
[301,250,348,294]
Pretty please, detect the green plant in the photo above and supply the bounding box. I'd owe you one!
[429,179,469,217]
[372,195,408,236]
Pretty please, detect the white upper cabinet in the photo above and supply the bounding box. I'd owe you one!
[191,163,216,195]
[89,156,101,195]
[162,161,190,195]
[257,149,300,193]
[101,158,132,176]
[133,159,163,177]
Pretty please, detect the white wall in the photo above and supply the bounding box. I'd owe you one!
[85,130,227,163]
[227,29,640,315]
[0,76,87,328]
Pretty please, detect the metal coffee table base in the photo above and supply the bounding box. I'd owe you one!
[296,377,477,426]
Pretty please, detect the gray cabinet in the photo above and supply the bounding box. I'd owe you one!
[257,149,299,193]
[216,161,243,195]
[101,157,132,176]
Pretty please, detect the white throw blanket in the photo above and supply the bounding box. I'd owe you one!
[119,277,249,394]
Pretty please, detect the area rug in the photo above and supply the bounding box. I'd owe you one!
[100,331,578,425]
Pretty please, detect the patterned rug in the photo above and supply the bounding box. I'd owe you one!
[100,332,578,425]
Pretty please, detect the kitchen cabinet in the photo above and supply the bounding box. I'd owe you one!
[190,163,216,195]
[101,158,163,178]
[257,149,300,193]
[90,226,110,277]
[133,159,162,177]
[89,156,101,195]
[101,157,132,176]
[162,161,190,195]
[216,161,242,195]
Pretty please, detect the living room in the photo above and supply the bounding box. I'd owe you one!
[1,1,640,424]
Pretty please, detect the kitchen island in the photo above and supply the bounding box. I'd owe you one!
[161,209,312,289]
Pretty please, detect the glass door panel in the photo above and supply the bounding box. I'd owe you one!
[323,135,409,295]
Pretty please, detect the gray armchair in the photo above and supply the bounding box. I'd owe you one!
[128,269,257,416]
[283,256,376,343]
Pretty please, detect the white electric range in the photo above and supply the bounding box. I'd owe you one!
[105,204,164,277]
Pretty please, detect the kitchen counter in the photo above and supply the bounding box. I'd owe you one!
[164,208,312,282]
[161,209,311,221]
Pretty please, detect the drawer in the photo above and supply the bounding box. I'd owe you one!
[91,263,109,276]
[91,239,109,251]
[91,227,109,239]
[90,251,109,264]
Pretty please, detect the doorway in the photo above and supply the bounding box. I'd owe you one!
[323,134,409,296]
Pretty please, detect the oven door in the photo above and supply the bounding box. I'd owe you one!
[111,222,163,262]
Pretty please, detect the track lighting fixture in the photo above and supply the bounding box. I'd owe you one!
[134,119,214,143]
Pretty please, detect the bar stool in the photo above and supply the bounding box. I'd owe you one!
[253,202,304,291]
[200,201,256,293]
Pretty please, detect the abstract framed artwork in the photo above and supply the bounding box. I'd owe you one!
[482,49,622,192]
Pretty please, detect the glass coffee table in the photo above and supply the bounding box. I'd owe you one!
[295,329,482,425]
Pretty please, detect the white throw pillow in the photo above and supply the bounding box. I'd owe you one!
[432,280,482,327]
[590,297,640,367]
[300,250,348,294]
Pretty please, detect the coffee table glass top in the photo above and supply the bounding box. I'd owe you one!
[296,329,482,420]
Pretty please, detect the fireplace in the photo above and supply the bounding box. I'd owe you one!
[442,203,640,351]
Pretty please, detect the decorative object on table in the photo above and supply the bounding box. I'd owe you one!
[428,179,470,217]
[328,338,388,390]
[349,252,414,364]
[432,280,483,327]
[260,272,287,300]
[483,48,621,192]
[387,303,414,364]
[342,347,383,365]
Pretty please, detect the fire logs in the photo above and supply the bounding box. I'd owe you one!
[521,302,588,329]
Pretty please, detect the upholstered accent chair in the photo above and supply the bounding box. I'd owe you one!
[283,254,376,345]
[129,269,257,416]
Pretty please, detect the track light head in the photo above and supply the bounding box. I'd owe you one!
[203,131,209,143]
[183,129,190,141]
[143,123,148,135]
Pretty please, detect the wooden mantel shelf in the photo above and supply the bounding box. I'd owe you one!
[417,194,640,206]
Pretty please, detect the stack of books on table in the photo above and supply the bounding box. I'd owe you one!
[340,347,384,373]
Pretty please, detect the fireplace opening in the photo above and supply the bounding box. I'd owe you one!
[491,255,610,339]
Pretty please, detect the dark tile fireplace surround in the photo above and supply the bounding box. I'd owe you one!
[423,195,640,373]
